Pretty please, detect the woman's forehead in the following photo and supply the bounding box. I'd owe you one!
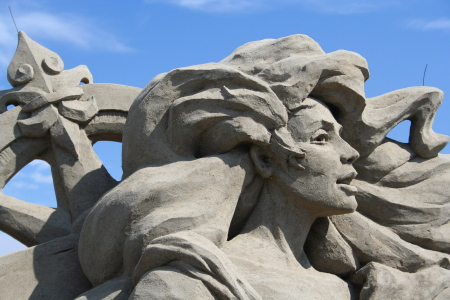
[293,97,337,120]
[287,100,340,140]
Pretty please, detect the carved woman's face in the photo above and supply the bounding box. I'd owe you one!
[272,98,359,216]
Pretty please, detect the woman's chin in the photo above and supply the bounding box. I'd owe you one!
[321,195,358,217]
[335,195,358,215]
[333,184,359,213]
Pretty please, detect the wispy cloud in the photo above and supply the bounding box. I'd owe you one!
[5,160,52,191]
[29,160,53,183]
[0,7,132,71]
[29,160,50,170]
[0,16,17,71]
[16,12,133,52]
[408,18,450,31]
[290,0,398,15]
[146,0,262,12]
[3,158,57,207]
[146,0,397,14]
[9,181,39,190]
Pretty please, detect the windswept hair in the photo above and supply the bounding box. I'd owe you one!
[123,33,446,182]
[122,35,371,179]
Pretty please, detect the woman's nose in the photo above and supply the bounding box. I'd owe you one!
[339,140,360,164]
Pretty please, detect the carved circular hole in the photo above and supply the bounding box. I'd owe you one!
[80,77,90,85]
[6,104,17,111]
[4,100,21,112]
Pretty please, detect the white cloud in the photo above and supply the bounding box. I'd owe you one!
[29,171,53,184]
[408,18,450,31]
[290,0,397,14]
[146,0,261,12]
[28,160,53,184]
[16,12,133,52]
[146,0,397,14]
[29,160,50,171]
[6,160,53,191]
[0,7,132,71]
[10,181,39,190]
[0,16,17,72]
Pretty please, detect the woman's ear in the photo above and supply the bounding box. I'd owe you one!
[250,145,274,179]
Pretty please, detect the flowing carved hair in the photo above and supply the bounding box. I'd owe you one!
[122,35,373,178]
[123,34,447,181]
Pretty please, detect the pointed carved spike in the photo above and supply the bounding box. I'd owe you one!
[50,115,80,159]
[0,193,71,246]
[7,31,56,92]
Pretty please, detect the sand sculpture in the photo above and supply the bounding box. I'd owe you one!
[1,32,450,299]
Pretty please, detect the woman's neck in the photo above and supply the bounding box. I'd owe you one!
[234,181,317,269]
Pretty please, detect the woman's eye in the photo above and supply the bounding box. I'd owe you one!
[311,130,329,143]
[314,134,329,143]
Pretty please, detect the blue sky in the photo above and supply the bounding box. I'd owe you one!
[1,0,449,255]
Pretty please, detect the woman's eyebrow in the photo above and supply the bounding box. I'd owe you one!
[321,120,335,131]
[322,121,344,135]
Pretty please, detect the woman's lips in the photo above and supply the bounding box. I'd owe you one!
[336,171,357,184]
[337,171,358,194]
[337,183,358,194]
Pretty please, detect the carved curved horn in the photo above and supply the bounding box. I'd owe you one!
[363,87,449,158]
[312,77,448,158]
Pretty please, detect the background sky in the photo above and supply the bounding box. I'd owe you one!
[0,0,449,255]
